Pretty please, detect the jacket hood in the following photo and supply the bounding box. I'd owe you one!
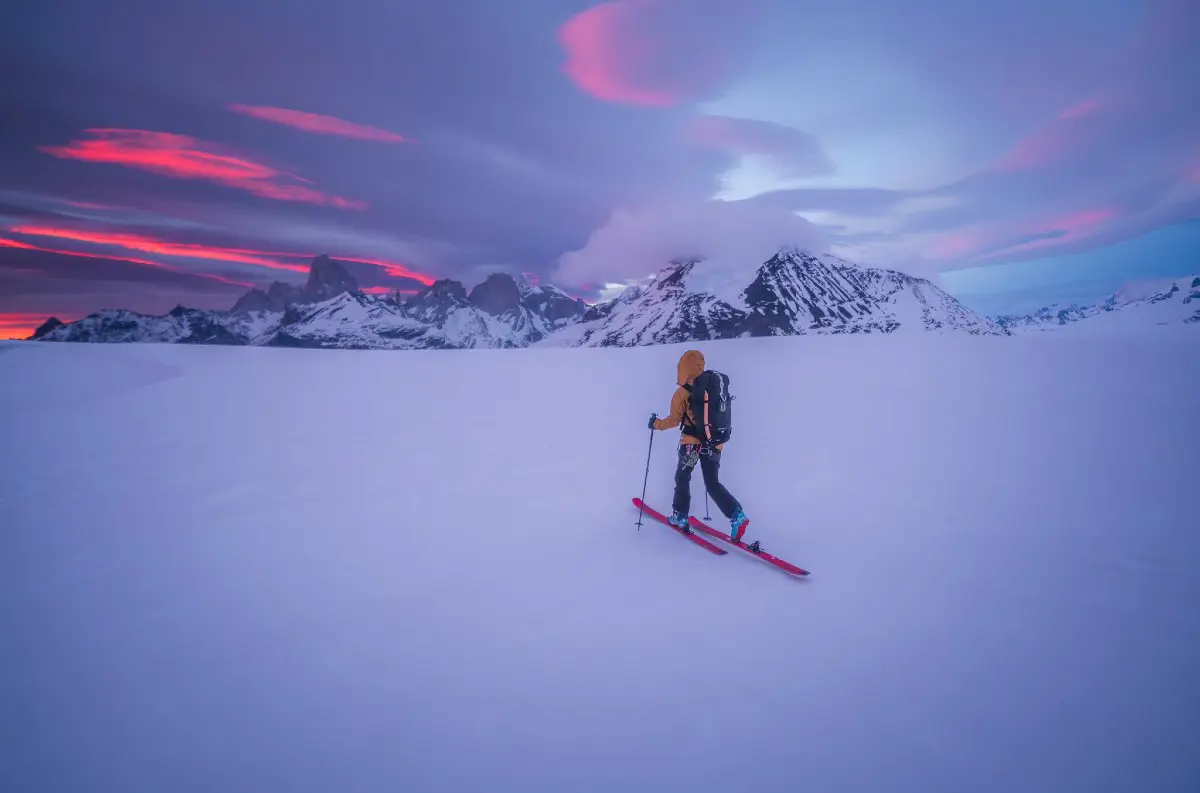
[676,349,705,386]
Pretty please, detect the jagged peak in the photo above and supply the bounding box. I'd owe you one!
[468,272,522,316]
[31,317,64,340]
[305,254,358,299]
[416,278,469,302]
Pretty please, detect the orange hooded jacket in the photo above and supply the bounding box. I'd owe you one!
[651,349,723,450]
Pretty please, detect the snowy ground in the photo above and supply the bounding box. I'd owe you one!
[2,335,1199,792]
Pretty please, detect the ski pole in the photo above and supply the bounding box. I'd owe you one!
[704,487,711,520]
[637,422,654,530]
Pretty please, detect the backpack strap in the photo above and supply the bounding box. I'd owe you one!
[679,383,701,439]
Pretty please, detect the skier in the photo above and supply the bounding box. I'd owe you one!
[648,349,749,541]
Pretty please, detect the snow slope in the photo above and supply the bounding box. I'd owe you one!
[2,337,1199,792]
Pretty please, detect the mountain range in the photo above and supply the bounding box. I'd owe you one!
[994,275,1200,333]
[30,247,1014,348]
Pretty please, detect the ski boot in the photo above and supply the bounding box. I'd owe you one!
[668,511,692,533]
[730,508,749,542]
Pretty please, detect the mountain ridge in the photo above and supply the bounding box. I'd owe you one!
[994,275,1200,332]
[549,247,1005,346]
[32,247,1008,348]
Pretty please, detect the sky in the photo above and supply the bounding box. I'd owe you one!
[1,0,1197,338]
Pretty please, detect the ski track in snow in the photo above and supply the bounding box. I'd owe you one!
[2,336,1199,793]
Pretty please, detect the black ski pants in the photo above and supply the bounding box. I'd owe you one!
[671,443,741,519]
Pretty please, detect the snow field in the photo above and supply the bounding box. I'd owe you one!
[2,335,1198,792]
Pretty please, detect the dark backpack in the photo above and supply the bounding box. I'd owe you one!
[685,369,733,446]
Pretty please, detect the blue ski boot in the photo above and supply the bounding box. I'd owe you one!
[668,511,691,533]
[730,507,749,542]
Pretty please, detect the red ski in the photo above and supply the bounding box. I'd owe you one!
[688,517,810,576]
[632,498,727,555]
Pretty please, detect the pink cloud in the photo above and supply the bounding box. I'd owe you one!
[8,225,307,273]
[61,199,119,211]
[981,207,1120,259]
[559,1,677,106]
[39,128,366,210]
[557,0,741,107]
[229,104,412,143]
[6,225,437,287]
[332,255,436,286]
[992,128,1070,173]
[1057,98,1105,120]
[931,229,990,259]
[1051,208,1118,233]
[930,207,1121,264]
[0,235,252,288]
[992,97,1106,173]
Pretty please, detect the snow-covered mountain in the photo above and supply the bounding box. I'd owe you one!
[32,256,591,350]
[30,247,1004,348]
[995,275,1200,333]
[30,305,281,346]
[231,253,361,313]
[551,247,1004,346]
[270,273,592,350]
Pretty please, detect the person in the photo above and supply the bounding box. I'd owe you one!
[648,349,749,541]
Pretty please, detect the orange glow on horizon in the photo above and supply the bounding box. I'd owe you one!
[0,312,63,340]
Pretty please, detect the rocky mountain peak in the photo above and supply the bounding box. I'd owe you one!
[231,256,358,315]
[468,273,521,316]
[31,317,64,340]
[418,278,469,303]
[230,288,274,314]
[304,254,358,302]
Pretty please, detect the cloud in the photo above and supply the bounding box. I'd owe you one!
[0,247,257,329]
[5,224,437,287]
[553,198,828,289]
[990,97,1109,173]
[4,0,1194,322]
[1,235,252,288]
[332,256,435,286]
[685,115,834,178]
[557,0,751,106]
[1057,98,1105,121]
[7,225,307,273]
[228,104,412,143]
[38,129,366,209]
[745,186,910,217]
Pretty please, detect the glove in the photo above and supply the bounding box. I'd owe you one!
[647,413,657,429]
